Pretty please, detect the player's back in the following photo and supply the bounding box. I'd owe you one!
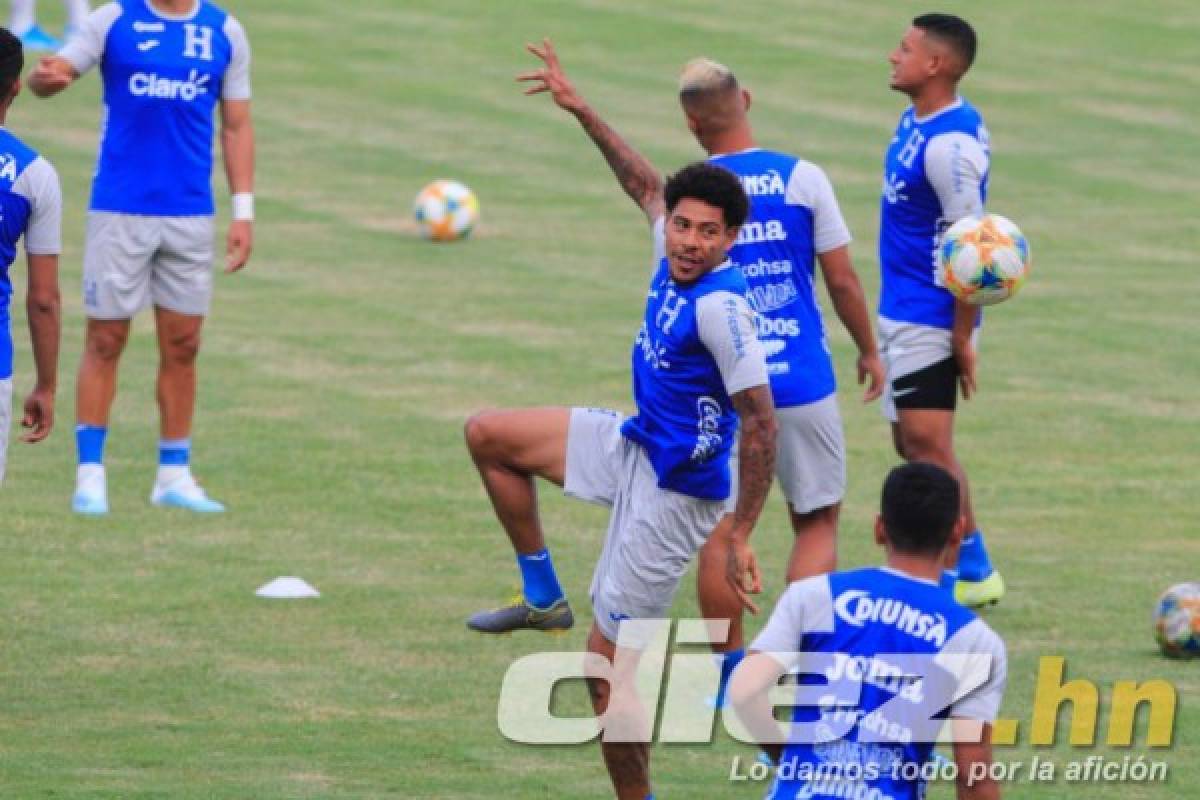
[879,98,989,329]
[756,567,1002,800]
[708,149,849,407]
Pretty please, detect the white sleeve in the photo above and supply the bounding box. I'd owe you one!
[695,288,768,396]
[57,2,122,77]
[941,619,1008,722]
[12,158,63,256]
[650,215,666,271]
[924,132,988,225]
[221,16,252,101]
[785,161,852,254]
[751,576,834,653]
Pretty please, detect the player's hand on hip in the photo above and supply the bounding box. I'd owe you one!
[858,351,886,403]
[225,220,253,273]
[725,536,762,615]
[518,38,585,114]
[20,386,54,444]
[953,339,977,400]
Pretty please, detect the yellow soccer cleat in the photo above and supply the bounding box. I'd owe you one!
[955,571,1006,609]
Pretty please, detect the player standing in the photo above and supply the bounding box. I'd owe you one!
[730,462,1007,800]
[0,27,61,482]
[465,163,776,799]
[519,41,884,693]
[878,14,1003,606]
[28,0,254,514]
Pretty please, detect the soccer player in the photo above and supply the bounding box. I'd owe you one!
[878,14,1004,606]
[730,462,1007,800]
[8,0,90,51]
[464,163,776,799]
[27,0,254,514]
[0,27,62,483]
[519,40,884,692]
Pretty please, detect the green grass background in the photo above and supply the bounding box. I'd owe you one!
[1,0,1197,796]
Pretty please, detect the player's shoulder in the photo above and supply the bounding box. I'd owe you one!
[783,156,836,206]
[0,130,44,174]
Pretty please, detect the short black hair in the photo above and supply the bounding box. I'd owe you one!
[913,13,976,72]
[0,27,22,101]
[663,162,748,229]
[881,462,960,556]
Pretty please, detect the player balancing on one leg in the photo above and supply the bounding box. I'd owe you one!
[465,163,775,799]
[729,462,1008,800]
[28,0,255,514]
[518,38,884,695]
[877,13,1004,607]
[0,27,63,486]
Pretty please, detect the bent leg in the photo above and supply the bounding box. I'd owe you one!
[464,406,570,555]
[696,514,744,652]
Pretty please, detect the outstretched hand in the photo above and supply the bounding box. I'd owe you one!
[517,38,586,114]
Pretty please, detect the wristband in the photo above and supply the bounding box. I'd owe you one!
[232,193,255,221]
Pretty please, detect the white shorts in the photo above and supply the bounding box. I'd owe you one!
[0,377,10,485]
[82,212,216,319]
[725,393,846,515]
[564,407,725,646]
[878,316,978,423]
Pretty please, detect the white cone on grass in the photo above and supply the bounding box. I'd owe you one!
[255,576,320,599]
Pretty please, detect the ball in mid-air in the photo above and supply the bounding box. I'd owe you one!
[413,180,479,242]
[1154,583,1200,659]
[937,213,1030,306]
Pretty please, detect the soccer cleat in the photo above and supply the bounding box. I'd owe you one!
[955,570,1006,609]
[150,476,226,513]
[72,488,109,515]
[467,595,574,634]
[17,25,62,51]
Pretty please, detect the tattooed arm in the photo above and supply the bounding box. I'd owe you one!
[518,38,666,222]
[730,384,777,536]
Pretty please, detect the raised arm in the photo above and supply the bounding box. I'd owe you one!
[518,38,665,223]
[27,56,78,97]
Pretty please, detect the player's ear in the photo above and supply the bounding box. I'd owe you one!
[741,88,752,113]
[946,514,967,551]
[873,515,887,547]
[683,108,701,137]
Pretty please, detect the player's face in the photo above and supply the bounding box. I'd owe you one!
[664,198,738,284]
[888,26,932,93]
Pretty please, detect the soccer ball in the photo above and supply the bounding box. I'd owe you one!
[1153,583,1200,659]
[937,213,1030,306]
[413,180,479,242]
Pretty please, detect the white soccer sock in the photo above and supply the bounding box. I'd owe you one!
[63,0,88,30]
[9,0,36,34]
[155,464,192,488]
[76,462,106,490]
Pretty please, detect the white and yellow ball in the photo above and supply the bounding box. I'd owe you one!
[413,180,479,242]
[937,213,1030,306]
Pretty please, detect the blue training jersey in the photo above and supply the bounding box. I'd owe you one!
[879,99,990,329]
[622,256,765,502]
[0,130,61,380]
[752,567,1007,800]
[709,150,852,407]
[60,0,251,216]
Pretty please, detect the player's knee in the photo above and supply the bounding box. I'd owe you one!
[463,409,501,460]
[160,329,202,366]
[86,326,129,362]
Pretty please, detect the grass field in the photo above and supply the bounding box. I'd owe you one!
[1,0,1198,797]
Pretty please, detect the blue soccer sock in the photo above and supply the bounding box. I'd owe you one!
[76,424,108,465]
[159,438,191,467]
[956,531,994,582]
[713,648,745,709]
[517,548,565,610]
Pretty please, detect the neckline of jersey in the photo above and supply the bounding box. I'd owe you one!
[911,96,964,125]
[878,565,940,587]
[143,0,202,22]
[710,148,762,158]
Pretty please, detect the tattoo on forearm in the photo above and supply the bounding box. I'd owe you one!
[732,386,776,527]
[577,107,665,219]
